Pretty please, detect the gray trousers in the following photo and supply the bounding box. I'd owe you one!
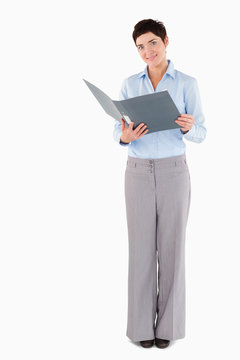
[124,154,191,342]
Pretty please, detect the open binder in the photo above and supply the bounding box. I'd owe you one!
[83,78,181,134]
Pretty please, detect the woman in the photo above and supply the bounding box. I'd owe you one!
[113,19,206,349]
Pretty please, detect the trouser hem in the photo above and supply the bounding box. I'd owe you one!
[126,332,155,342]
[155,332,185,341]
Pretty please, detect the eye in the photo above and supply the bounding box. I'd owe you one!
[151,41,157,45]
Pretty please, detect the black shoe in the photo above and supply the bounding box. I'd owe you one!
[155,337,170,348]
[140,339,155,348]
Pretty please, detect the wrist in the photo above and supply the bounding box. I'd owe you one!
[120,136,129,144]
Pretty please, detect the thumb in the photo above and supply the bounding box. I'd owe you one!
[121,118,125,131]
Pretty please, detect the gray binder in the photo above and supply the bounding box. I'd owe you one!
[83,78,181,134]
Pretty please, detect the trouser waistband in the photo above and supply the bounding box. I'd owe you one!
[127,154,186,167]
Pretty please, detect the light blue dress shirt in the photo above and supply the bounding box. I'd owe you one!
[113,59,207,159]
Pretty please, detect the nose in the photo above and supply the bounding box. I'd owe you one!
[145,49,155,56]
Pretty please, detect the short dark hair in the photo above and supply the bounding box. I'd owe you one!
[132,19,167,45]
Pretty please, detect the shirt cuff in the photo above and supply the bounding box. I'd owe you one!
[181,125,195,141]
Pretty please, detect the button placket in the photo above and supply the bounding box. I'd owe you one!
[149,160,153,173]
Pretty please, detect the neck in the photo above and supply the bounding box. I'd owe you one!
[147,58,169,79]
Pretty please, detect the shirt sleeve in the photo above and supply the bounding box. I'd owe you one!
[182,78,207,143]
[112,78,131,146]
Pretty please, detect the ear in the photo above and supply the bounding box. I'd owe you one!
[164,35,169,47]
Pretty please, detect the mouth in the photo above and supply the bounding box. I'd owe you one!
[147,54,157,60]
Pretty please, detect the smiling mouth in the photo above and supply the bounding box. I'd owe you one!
[147,54,157,60]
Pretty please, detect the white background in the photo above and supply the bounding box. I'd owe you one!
[1,0,240,358]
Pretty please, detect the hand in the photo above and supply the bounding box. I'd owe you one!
[175,114,194,133]
[120,118,149,143]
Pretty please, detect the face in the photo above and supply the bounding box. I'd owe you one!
[135,31,169,67]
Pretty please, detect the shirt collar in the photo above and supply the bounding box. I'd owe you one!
[136,59,175,79]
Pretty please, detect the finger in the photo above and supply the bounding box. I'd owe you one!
[135,123,147,133]
[121,118,125,130]
[175,119,191,128]
[136,125,148,136]
[180,113,193,118]
[135,122,146,130]
[128,121,134,130]
[179,114,193,120]
[177,120,193,126]
[140,128,149,137]
[176,122,191,129]
[176,118,192,125]
[177,116,192,121]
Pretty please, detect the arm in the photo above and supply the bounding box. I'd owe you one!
[182,78,207,143]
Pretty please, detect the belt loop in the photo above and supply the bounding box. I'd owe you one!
[135,163,136,168]
[175,161,177,167]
